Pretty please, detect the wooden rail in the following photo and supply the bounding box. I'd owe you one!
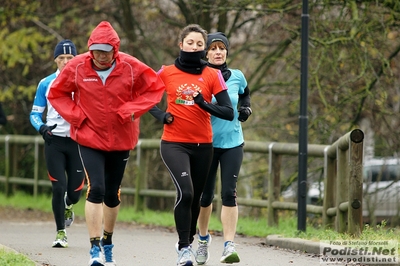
[0,130,364,235]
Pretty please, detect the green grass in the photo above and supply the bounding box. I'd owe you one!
[0,248,36,266]
[1,191,400,242]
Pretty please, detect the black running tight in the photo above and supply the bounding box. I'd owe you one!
[45,136,84,231]
[160,140,213,249]
[200,144,244,208]
[78,145,130,208]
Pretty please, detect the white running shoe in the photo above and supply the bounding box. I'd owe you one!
[220,241,240,263]
[195,234,212,265]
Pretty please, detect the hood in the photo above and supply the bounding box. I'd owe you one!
[87,21,120,59]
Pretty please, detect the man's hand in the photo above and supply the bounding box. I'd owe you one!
[39,124,57,145]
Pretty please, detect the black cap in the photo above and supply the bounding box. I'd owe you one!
[206,32,229,54]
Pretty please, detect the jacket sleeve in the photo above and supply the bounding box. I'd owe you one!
[117,65,165,123]
[29,78,48,132]
[47,67,86,128]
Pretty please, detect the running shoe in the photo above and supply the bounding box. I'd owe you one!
[52,229,68,248]
[100,239,116,266]
[220,241,240,263]
[64,206,74,227]
[175,242,194,266]
[88,245,104,266]
[195,234,212,265]
[64,193,74,227]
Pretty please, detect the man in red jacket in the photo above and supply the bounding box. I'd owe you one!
[48,21,165,266]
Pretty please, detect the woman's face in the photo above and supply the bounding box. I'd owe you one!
[206,42,227,66]
[180,32,205,52]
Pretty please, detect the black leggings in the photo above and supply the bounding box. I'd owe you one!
[160,140,213,249]
[78,145,130,207]
[45,136,84,231]
[201,144,244,207]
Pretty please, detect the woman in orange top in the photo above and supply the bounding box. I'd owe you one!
[150,24,233,266]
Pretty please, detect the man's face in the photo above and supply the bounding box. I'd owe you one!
[92,50,114,69]
[54,54,74,71]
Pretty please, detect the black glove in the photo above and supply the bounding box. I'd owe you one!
[39,124,57,144]
[193,92,205,105]
[238,107,252,122]
[164,112,174,124]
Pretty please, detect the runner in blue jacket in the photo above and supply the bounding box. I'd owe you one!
[196,32,252,265]
[30,39,84,248]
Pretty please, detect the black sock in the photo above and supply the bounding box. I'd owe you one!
[102,231,113,245]
[90,237,101,248]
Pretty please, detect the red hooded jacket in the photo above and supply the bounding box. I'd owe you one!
[48,21,165,151]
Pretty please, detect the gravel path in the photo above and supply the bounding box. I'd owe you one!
[0,206,322,266]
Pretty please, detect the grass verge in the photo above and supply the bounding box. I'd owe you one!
[1,192,400,241]
[0,248,36,266]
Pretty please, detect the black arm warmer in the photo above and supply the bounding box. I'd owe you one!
[197,90,234,121]
[238,86,251,108]
[149,106,167,123]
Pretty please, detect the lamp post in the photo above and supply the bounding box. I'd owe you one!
[298,0,309,232]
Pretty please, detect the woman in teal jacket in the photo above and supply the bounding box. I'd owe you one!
[196,32,252,265]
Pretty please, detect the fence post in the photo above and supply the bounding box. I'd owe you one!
[323,146,336,228]
[5,135,10,197]
[134,140,147,212]
[268,143,281,226]
[348,129,364,236]
[336,143,349,233]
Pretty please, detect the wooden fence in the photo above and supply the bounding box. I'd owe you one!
[0,129,364,235]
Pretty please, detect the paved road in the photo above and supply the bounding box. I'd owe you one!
[0,219,321,266]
